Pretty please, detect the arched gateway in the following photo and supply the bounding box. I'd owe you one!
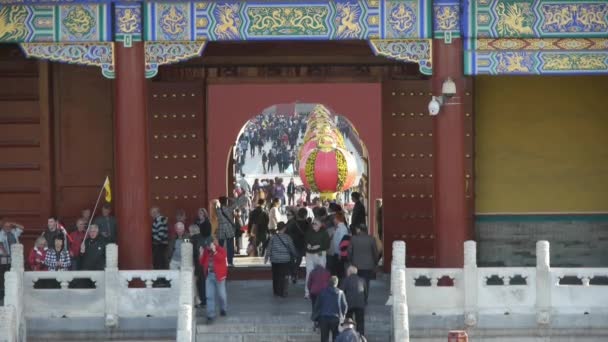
[1,0,607,274]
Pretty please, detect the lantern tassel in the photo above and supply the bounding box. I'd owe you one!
[320,192,338,201]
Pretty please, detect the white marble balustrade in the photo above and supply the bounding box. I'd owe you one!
[118,270,181,317]
[550,267,608,315]
[1,243,195,342]
[405,268,463,315]
[24,271,106,318]
[388,240,608,340]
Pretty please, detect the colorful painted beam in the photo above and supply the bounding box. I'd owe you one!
[0,4,111,42]
[464,38,608,74]
[433,0,461,41]
[4,1,608,76]
[368,38,432,75]
[0,0,433,43]
[144,0,431,41]
[19,40,206,78]
[463,0,608,41]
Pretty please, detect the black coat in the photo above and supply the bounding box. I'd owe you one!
[351,201,366,228]
[249,207,269,242]
[195,218,212,239]
[190,233,211,276]
[286,218,308,255]
[81,237,107,270]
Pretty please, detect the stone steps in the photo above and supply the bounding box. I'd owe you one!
[193,279,392,342]
[196,332,390,342]
[196,313,391,342]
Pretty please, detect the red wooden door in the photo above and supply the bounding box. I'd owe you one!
[148,82,207,225]
[382,80,475,269]
[382,80,436,269]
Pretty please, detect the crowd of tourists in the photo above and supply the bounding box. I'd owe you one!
[0,205,116,275]
[0,187,375,341]
[234,112,306,175]
[208,185,378,341]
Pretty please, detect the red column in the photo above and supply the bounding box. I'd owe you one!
[114,42,152,269]
[432,39,468,267]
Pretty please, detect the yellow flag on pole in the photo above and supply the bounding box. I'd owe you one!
[103,176,112,202]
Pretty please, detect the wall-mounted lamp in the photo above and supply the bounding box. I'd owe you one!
[428,78,456,116]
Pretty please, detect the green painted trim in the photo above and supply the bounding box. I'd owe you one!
[476,214,608,223]
[471,0,476,43]
[99,4,104,41]
[54,6,60,42]
[425,0,432,39]
[143,2,149,41]
[463,50,471,74]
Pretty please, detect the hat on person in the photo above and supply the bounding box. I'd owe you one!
[341,318,356,326]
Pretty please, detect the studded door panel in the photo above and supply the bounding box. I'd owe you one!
[382,79,475,269]
[464,78,475,239]
[382,81,436,268]
[148,82,207,220]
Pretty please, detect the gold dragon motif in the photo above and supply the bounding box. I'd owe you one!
[215,3,240,39]
[0,6,28,41]
[435,6,459,31]
[496,2,534,36]
[497,53,530,72]
[543,55,571,70]
[578,5,608,31]
[288,8,326,32]
[541,5,575,31]
[250,8,286,31]
[160,6,186,37]
[544,54,605,71]
[63,6,95,37]
[118,8,138,34]
[388,3,415,33]
[248,7,327,35]
[336,3,361,38]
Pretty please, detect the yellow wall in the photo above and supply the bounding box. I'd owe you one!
[475,76,608,213]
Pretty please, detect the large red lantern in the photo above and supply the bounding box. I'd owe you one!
[299,143,358,201]
[299,134,338,160]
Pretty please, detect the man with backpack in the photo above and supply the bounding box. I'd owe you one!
[336,318,367,342]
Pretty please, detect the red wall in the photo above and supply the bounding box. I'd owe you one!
[207,83,382,232]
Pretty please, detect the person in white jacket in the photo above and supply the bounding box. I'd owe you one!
[268,198,282,231]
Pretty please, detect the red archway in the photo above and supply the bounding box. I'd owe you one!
[207,83,382,233]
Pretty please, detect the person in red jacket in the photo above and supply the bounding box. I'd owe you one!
[199,239,228,324]
[27,236,48,271]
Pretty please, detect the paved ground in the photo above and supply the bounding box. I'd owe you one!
[196,277,391,341]
[215,277,389,317]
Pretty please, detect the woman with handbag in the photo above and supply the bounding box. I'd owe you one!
[216,196,239,266]
[265,222,297,297]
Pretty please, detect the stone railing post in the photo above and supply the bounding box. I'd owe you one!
[0,305,17,342]
[7,243,25,341]
[10,244,24,272]
[104,244,119,328]
[177,242,194,342]
[387,241,406,306]
[463,240,478,327]
[181,241,193,271]
[536,240,551,325]
[392,268,409,342]
[4,271,23,342]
